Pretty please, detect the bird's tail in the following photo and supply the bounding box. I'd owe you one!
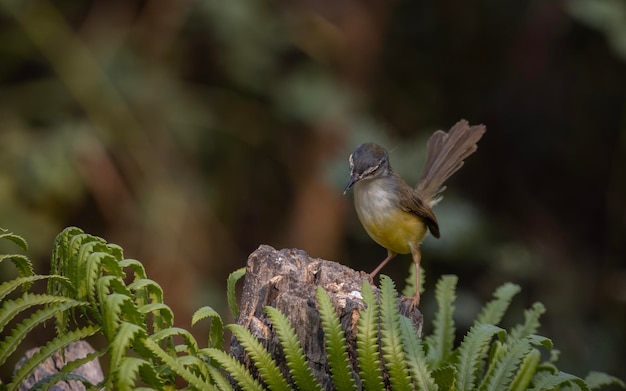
[415,119,486,205]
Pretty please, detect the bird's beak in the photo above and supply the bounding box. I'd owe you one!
[343,173,358,195]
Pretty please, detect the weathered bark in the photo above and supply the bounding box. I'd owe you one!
[231,245,423,390]
[15,340,103,391]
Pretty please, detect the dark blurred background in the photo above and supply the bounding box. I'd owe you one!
[1,0,625,383]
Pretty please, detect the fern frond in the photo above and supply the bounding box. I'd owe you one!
[585,371,626,390]
[108,322,147,385]
[0,227,29,252]
[82,251,124,304]
[206,348,263,391]
[192,306,224,348]
[207,366,236,391]
[509,348,541,391]
[114,356,161,391]
[30,350,106,391]
[99,291,137,340]
[479,339,532,391]
[432,365,456,391]
[455,323,505,391]
[0,275,69,302]
[228,323,291,391]
[227,267,246,319]
[139,302,175,333]
[531,371,590,391]
[119,258,148,279]
[316,286,357,391]
[356,280,384,391]
[475,283,521,326]
[379,275,412,391]
[264,306,323,391]
[426,275,458,368]
[399,315,438,391]
[127,278,164,304]
[143,337,214,390]
[0,255,34,280]
[0,293,76,334]
[509,302,545,341]
[7,325,101,391]
[0,300,85,367]
[151,327,199,354]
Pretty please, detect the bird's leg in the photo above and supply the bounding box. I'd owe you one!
[369,250,397,280]
[407,246,422,308]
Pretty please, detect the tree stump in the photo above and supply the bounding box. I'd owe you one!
[231,245,423,390]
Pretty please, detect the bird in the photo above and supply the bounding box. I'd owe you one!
[344,119,486,307]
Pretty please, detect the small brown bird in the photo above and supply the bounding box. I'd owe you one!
[344,119,486,306]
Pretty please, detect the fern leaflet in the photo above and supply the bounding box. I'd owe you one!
[400,315,438,391]
[264,306,323,391]
[356,280,384,391]
[475,282,520,326]
[426,275,458,367]
[455,323,505,391]
[192,306,224,348]
[228,324,291,391]
[379,275,412,391]
[206,348,263,391]
[316,286,357,391]
[227,267,246,319]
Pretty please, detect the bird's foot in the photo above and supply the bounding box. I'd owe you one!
[401,292,421,310]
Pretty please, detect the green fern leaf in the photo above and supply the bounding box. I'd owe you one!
[113,356,161,391]
[227,323,291,391]
[475,283,521,326]
[227,267,246,319]
[139,302,175,333]
[585,371,626,389]
[264,306,323,391]
[432,365,456,391]
[509,303,546,341]
[30,350,106,391]
[316,286,357,391]
[0,275,69,303]
[143,337,214,390]
[206,347,264,391]
[126,278,164,303]
[108,322,147,386]
[379,275,412,391]
[509,348,541,391]
[426,275,458,368]
[207,366,236,391]
[0,228,29,252]
[7,325,100,391]
[479,339,533,391]
[531,371,590,391]
[399,315,438,391]
[192,306,224,348]
[0,293,76,335]
[0,300,85,367]
[356,280,384,391]
[151,327,199,355]
[0,255,34,280]
[118,258,148,279]
[99,291,136,340]
[455,323,505,391]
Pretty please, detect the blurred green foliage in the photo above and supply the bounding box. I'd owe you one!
[1,0,625,384]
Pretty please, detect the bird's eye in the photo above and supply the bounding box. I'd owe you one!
[365,163,380,176]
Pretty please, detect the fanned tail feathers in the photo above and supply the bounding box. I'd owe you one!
[416,119,486,205]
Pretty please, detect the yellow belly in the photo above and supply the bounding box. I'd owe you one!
[354,181,427,254]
